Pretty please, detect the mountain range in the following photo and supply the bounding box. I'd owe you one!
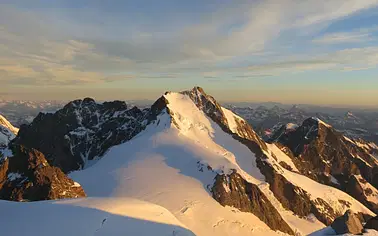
[227,105,378,146]
[0,87,377,235]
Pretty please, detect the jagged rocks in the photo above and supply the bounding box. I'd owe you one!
[365,216,378,231]
[256,157,339,225]
[331,210,363,235]
[212,171,295,235]
[269,117,378,214]
[346,175,378,214]
[12,98,147,173]
[0,145,86,201]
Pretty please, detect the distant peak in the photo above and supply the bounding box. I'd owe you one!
[303,117,332,129]
[82,97,96,104]
[191,86,206,93]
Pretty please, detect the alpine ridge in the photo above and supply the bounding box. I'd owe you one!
[268,117,378,214]
[0,115,18,149]
[0,87,377,236]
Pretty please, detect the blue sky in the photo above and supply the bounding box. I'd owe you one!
[1,0,378,107]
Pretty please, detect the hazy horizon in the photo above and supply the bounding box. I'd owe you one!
[1,87,378,110]
[1,1,378,107]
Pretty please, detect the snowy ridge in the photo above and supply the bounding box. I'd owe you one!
[0,115,19,135]
[69,108,284,235]
[0,114,18,156]
[164,92,264,184]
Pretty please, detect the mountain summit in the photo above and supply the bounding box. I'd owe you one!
[0,115,18,148]
[0,87,377,236]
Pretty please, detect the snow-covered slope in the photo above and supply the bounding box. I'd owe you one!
[0,87,376,236]
[0,198,195,236]
[0,114,19,135]
[69,94,287,236]
[0,114,18,156]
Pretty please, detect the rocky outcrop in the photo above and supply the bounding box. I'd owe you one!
[346,175,378,214]
[364,216,378,231]
[12,98,147,173]
[269,117,378,213]
[256,157,341,225]
[212,171,294,235]
[0,145,86,201]
[331,210,363,235]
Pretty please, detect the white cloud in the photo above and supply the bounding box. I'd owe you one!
[313,32,372,44]
[1,1,378,88]
[313,26,378,44]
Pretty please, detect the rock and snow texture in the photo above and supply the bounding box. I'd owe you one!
[0,87,376,235]
[12,98,148,172]
[0,115,18,158]
[0,115,19,135]
[268,117,378,215]
[0,145,86,201]
[69,92,292,235]
[0,115,18,148]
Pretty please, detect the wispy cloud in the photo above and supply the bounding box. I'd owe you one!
[1,0,378,90]
[313,26,378,44]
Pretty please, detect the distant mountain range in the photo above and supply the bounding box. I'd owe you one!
[226,104,378,145]
[0,88,377,235]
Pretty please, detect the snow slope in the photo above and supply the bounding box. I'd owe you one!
[0,197,194,236]
[69,94,283,235]
[0,114,18,156]
[0,114,19,135]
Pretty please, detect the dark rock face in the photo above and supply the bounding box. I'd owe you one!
[269,117,378,213]
[12,98,147,173]
[346,175,378,214]
[331,210,363,235]
[212,171,294,235]
[0,145,86,201]
[365,216,378,231]
[256,157,340,225]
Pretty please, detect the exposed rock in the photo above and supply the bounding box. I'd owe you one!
[365,216,378,231]
[256,156,340,225]
[346,175,378,214]
[331,210,363,235]
[212,171,295,235]
[12,98,148,173]
[269,117,378,214]
[0,145,86,201]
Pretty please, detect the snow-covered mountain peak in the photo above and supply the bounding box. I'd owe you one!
[161,88,266,150]
[0,115,18,152]
[0,115,19,135]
